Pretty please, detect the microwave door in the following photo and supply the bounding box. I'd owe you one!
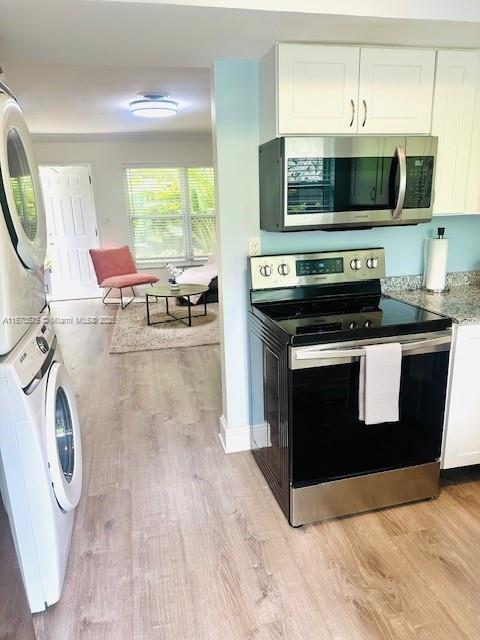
[287,157,384,216]
[286,157,401,223]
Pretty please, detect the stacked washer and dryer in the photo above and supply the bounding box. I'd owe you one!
[0,81,82,613]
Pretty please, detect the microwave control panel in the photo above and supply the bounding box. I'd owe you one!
[405,156,434,209]
[250,248,386,290]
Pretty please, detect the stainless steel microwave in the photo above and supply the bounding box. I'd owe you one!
[259,136,438,231]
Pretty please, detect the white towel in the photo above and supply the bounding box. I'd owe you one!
[358,343,402,425]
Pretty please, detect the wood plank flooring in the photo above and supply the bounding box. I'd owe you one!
[34,299,480,640]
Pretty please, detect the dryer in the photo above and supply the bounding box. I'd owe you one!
[0,81,47,355]
[0,313,82,612]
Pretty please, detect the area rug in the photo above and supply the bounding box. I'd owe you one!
[109,301,220,354]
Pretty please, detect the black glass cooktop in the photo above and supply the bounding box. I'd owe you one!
[253,294,451,345]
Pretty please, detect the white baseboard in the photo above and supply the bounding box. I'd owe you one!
[218,415,251,453]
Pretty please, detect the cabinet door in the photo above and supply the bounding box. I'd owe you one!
[358,47,435,134]
[432,51,480,215]
[277,44,360,135]
[465,66,480,214]
[443,324,480,469]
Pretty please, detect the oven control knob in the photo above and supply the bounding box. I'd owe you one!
[350,258,362,271]
[348,321,357,329]
[364,320,373,328]
[260,264,272,277]
[278,263,290,276]
[366,257,378,269]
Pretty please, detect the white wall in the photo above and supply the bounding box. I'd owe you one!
[212,60,260,453]
[33,133,213,275]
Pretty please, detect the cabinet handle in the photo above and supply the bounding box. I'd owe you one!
[349,99,355,127]
[362,99,367,127]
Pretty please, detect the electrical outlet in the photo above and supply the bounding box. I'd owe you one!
[249,236,261,257]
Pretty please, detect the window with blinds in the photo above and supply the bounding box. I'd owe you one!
[124,166,216,264]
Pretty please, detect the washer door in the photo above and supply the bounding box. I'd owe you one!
[45,362,82,512]
[0,93,46,270]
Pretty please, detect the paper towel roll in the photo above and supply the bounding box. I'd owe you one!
[424,238,448,292]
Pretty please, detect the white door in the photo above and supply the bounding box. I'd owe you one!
[40,165,100,300]
[278,44,360,134]
[45,362,82,512]
[432,50,480,215]
[358,48,435,134]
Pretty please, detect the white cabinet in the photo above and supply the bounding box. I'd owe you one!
[432,50,480,215]
[277,44,360,135]
[358,48,435,134]
[442,324,480,469]
[260,43,436,142]
[465,71,480,214]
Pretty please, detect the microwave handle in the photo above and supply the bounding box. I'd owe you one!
[392,145,407,220]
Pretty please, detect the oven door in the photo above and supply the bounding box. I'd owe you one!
[289,331,451,487]
[283,136,436,230]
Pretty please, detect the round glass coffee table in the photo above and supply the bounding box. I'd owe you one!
[145,284,209,327]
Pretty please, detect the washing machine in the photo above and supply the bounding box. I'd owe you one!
[0,80,47,355]
[0,312,82,613]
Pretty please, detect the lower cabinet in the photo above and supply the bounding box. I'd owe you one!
[442,323,480,468]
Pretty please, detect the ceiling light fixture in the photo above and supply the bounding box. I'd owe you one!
[129,93,179,118]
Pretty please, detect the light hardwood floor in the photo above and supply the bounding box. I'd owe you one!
[34,299,480,640]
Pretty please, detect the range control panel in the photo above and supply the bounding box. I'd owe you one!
[250,248,386,290]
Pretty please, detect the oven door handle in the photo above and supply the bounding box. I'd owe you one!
[291,333,451,369]
[392,145,407,220]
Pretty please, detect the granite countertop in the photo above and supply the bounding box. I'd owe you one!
[382,272,480,324]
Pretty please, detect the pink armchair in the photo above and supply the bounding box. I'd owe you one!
[89,245,159,309]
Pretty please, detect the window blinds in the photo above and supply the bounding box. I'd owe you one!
[124,166,216,264]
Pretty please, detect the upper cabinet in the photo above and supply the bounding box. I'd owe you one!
[358,48,435,134]
[260,43,436,142]
[432,50,480,215]
[465,62,480,215]
[276,45,360,135]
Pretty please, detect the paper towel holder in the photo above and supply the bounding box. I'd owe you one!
[422,227,450,295]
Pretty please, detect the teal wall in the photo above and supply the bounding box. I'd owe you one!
[213,60,260,436]
[262,215,480,276]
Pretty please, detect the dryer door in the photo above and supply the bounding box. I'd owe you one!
[45,362,82,512]
[0,93,46,271]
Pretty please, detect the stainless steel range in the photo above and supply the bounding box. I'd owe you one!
[248,248,452,526]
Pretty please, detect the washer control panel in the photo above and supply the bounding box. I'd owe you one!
[250,248,385,290]
[13,316,56,389]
